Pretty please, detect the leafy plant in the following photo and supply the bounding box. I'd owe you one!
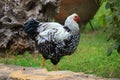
[106,0,120,56]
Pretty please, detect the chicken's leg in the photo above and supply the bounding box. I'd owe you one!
[41,57,45,67]
[54,65,58,71]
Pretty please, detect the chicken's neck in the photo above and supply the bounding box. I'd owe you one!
[64,19,79,34]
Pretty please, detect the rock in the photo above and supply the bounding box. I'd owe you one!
[0,64,119,80]
[0,0,61,55]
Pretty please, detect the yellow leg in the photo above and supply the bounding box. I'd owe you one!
[41,57,45,67]
[54,65,58,71]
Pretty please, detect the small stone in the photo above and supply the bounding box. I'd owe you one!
[22,68,26,71]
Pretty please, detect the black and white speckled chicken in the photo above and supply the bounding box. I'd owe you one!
[24,13,80,70]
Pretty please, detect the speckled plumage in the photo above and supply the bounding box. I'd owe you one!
[37,30,80,65]
[24,13,80,65]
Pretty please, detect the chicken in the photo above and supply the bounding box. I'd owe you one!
[24,13,80,70]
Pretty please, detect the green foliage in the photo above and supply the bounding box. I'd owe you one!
[106,0,120,55]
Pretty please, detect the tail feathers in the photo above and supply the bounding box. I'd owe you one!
[24,19,39,40]
[24,19,39,32]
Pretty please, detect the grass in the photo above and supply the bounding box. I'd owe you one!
[0,30,120,78]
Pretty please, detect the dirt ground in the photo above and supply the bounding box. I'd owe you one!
[0,64,119,80]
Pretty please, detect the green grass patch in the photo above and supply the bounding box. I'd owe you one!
[0,30,120,78]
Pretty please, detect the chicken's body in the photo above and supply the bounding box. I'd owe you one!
[24,13,80,70]
[37,22,80,65]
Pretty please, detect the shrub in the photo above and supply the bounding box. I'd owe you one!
[106,0,120,55]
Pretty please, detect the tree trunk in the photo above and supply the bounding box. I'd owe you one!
[0,0,61,55]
